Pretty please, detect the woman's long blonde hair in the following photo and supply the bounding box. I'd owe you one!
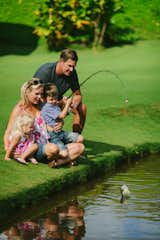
[20,78,43,106]
[10,114,35,137]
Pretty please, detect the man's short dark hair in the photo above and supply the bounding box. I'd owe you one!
[60,49,78,62]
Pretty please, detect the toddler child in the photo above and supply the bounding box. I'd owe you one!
[5,114,38,165]
[41,83,84,160]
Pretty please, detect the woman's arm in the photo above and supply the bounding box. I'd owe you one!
[4,103,21,151]
[5,134,21,160]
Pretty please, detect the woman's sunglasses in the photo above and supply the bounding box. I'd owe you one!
[26,78,43,89]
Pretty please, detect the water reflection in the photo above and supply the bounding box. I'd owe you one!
[0,155,160,240]
[0,200,85,240]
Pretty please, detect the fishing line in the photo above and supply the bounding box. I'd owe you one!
[69,70,129,103]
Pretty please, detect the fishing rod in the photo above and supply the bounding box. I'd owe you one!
[69,70,129,103]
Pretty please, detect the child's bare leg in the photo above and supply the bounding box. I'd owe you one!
[21,144,38,162]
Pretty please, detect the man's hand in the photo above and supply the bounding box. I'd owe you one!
[53,120,64,132]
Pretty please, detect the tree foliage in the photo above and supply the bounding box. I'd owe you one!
[1,0,159,50]
[34,0,136,50]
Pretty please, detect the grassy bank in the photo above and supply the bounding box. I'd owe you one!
[0,40,160,217]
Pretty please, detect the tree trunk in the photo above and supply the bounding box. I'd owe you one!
[98,21,107,46]
[93,15,101,47]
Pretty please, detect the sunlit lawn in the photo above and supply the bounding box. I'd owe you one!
[0,40,160,201]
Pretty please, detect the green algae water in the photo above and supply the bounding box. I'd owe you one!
[0,155,159,239]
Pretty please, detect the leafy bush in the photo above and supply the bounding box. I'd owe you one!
[0,0,159,50]
[33,0,135,50]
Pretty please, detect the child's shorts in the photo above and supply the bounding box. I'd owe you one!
[35,143,47,162]
[49,130,79,151]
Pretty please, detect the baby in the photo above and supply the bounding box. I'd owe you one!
[5,114,38,165]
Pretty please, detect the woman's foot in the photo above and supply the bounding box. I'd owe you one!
[70,160,78,167]
[15,158,28,165]
[28,157,38,165]
[48,160,57,168]
[48,158,70,168]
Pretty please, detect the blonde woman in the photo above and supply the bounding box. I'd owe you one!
[4,78,85,167]
[5,114,38,165]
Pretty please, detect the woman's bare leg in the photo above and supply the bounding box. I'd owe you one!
[67,142,85,161]
[48,143,85,168]
[76,134,84,143]
[59,149,69,159]
[44,143,59,161]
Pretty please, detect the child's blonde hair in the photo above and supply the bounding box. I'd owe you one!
[10,114,35,137]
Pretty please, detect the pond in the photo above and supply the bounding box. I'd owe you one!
[0,154,160,240]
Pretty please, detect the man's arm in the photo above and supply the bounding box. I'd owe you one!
[72,90,82,109]
[70,70,82,108]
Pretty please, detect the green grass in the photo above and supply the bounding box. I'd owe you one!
[0,40,160,213]
[0,0,40,26]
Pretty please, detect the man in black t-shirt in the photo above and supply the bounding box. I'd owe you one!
[33,49,86,133]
